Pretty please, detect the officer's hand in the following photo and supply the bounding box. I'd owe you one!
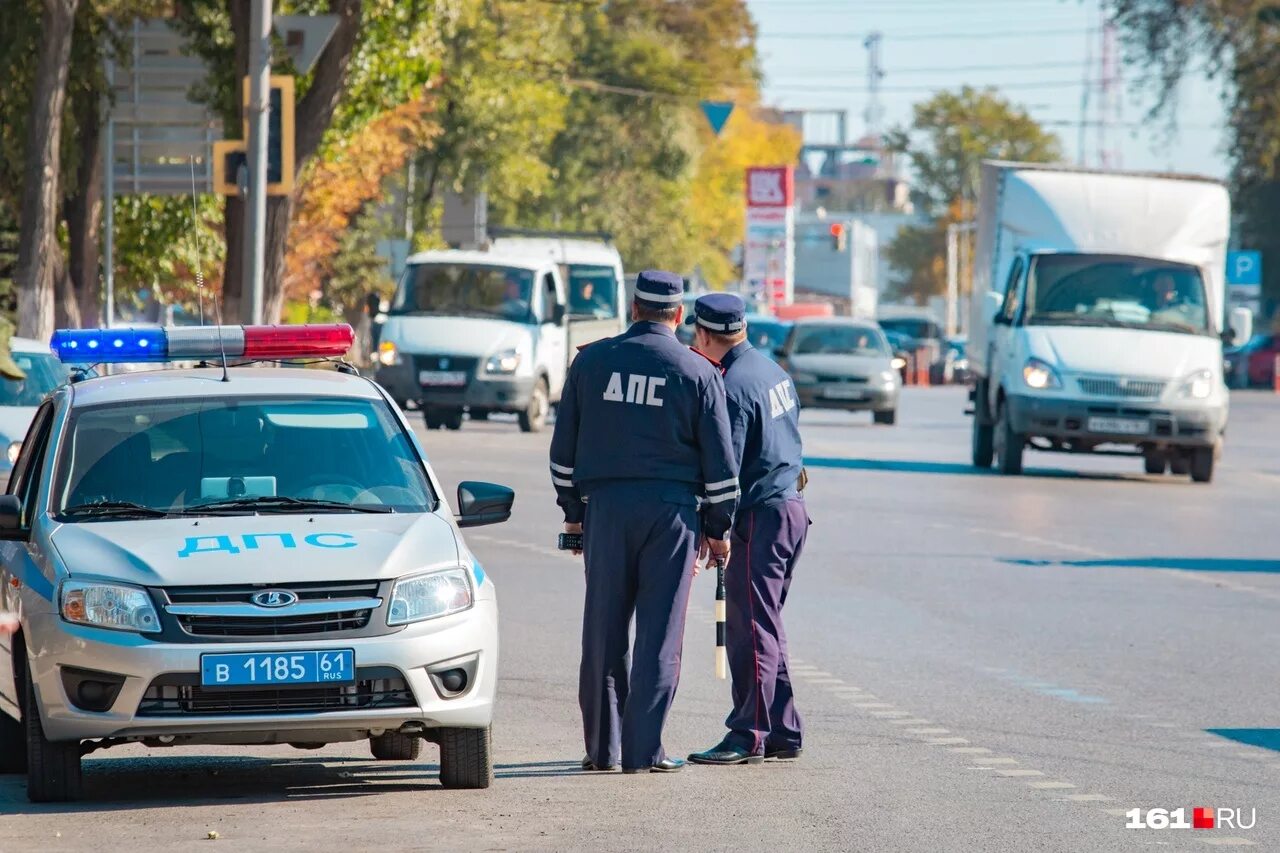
[707,536,731,564]
[564,522,584,556]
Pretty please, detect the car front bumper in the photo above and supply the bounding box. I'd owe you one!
[375,362,533,411]
[25,599,498,743]
[796,383,898,412]
[1005,394,1226,448]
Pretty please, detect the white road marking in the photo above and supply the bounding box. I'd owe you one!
[1101,809,1131,817]
[1063,794,1112,802]
[906,728,950,735]
[973,758,1019,765]
[996,769,1046,777]
[949,747,993,754]
[1027,781,1076,790]
[926,737,970,745]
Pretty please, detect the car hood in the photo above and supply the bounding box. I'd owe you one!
[49,511,463,587]
[1025,326,1221,378]
[787,353,892,376]
[0,406,37,444]
[382,315,528,358]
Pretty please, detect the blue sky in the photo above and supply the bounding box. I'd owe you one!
[746,0,1230,178]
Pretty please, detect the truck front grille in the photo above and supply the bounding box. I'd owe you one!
[1078,377,1165,399]
[137,668,416,716]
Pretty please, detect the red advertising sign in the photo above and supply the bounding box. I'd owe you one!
[746,166,795,208]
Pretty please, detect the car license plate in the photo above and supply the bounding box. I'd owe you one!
[200,649,355,688]
[1087,416,1150,436]
[419,370,467,387]
[823,386,868,400]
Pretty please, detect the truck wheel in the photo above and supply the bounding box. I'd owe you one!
[438,726,493,789]
[518,379,549,433]
[1169,454,1190,476]
[1143,451,1167,475]
[873,409,896,425]
[994,400,1023,476]
[1189,448,1214,483]
[423,409,444,430]
[443,409,464,431]
[971,418,994,469]
[469,408,490,421]
[370,731,423,761]
[24,665,81,802]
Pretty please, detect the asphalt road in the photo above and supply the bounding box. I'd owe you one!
[3,387,1280,852]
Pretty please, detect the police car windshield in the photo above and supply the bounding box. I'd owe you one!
[0,352,68,407]
[54,396,435,518]
[791,326,889,357]
[392,263,535,323]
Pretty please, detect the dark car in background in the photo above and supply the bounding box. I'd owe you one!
[880,329,915,381]
[1224,332,1279,388]
[930,336,972,385]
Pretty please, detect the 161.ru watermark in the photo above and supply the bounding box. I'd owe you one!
[1125,807,1257,830]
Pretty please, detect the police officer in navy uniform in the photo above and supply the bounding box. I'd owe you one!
[550,270,739,774]
[685,293,810,766]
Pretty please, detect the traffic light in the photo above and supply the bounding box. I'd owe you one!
[830,222,847,252]
[211,76,296,197]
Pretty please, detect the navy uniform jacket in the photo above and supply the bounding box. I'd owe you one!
[720,341,804,511]
[550,321,739,539]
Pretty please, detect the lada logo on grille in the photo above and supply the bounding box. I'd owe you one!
[251,589,298,608]
[439,357,450,369]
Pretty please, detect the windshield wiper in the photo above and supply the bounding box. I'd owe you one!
[188,496,394,514]
[59,500,173,520]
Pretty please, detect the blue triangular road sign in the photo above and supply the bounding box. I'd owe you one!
[701,101,735,136]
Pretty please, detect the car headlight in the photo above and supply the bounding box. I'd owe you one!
[60,580,160,634]
[387,568,474,625]
[790,372,818,385]
[1022,357,1062,390]
[1178,369,1214,399]
[878,370,897,385]
[4,439,16,465]
[890,356,907,371]
[485,349,521,374]
[377,341,401,367]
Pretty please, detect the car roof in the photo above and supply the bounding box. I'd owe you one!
[792,317,881,329]
[489,237,621,267]
[11,336,52,354]
[403,249,552,272]
[66,366,383,408]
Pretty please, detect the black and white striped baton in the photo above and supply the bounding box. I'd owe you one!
[714,555,727,680]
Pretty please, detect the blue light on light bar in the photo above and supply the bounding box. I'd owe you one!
[51,328,170,363]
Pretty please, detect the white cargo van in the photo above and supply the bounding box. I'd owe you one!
[968,162,1252,482]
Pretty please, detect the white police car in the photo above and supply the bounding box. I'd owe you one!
[0,324,510,801]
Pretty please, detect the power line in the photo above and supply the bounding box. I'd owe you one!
[762,26,1096,42]
[767,60,1088,78]
[767,78,1101,93]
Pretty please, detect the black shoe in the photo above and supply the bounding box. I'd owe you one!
[687,741,764,766]
[581,754,616,771]
[622,757,685,774]
[764,746,803,760]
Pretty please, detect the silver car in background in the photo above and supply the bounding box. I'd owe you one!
[776,318,901,425]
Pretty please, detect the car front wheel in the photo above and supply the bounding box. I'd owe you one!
[438,726,493,789]
[24,665,82,802]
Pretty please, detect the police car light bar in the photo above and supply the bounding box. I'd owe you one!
[50,324,354,364]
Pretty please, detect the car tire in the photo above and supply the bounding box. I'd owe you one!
[1143,452,1167,475]
[24,665,81,802]
[873,410,896,425]
[0,711,25,774]
[971,415,994,469]
[423,410,444,430]
[370,731,423,761]
[518,379,549,433]
[469,409,490,421]
[1189,447,1214,483]
[438,726,493,789]
[994,399,1023,476]
[443,409,464,431]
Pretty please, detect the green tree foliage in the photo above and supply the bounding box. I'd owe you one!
[885,86,1063,217]
[885,223,947,306]
[1104,1,1280,312]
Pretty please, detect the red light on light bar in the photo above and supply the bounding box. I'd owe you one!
[242,324,354,359]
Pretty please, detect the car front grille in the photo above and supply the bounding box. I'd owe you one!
[137,667,416,717]
[1078,377,1165,399]
[815,375,868,384]
[158,580,387,641]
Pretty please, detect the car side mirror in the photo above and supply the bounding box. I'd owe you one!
[455,481,514,528]
[548,303,566,325]
[985,291,1006,325]
[1226,306,1253,347]
[0,495,23,540]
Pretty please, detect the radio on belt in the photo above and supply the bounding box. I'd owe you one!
[49,324,355,363]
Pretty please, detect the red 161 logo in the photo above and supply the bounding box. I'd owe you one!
[1126,807,1256,830]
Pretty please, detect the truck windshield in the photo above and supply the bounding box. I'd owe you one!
[1025,254,1210,334]
[54,396,435,518]
[567,265,619,319]
[392,263,535,323]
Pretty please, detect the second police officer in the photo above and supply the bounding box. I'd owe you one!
[684,293,810,766]
[549,270,739,774]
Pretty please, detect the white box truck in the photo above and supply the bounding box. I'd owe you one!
[968,162,1252,482]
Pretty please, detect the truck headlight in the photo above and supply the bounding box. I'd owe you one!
[485,349,521,374]
[388,568,473,625]
[1022,358,1062,390]
[1178,369,1214,399]
[61,580,160,634]
[377,341,401,367]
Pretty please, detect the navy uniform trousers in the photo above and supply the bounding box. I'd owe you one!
[723,494,809,755]
[580,481,699,770]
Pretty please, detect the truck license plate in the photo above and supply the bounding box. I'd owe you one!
[200,649,355,688]
[1087,416,1150,436]
[419,370,467,387]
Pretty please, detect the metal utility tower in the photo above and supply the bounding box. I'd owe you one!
[864,31,885,140]
[1096,11,1122,168]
